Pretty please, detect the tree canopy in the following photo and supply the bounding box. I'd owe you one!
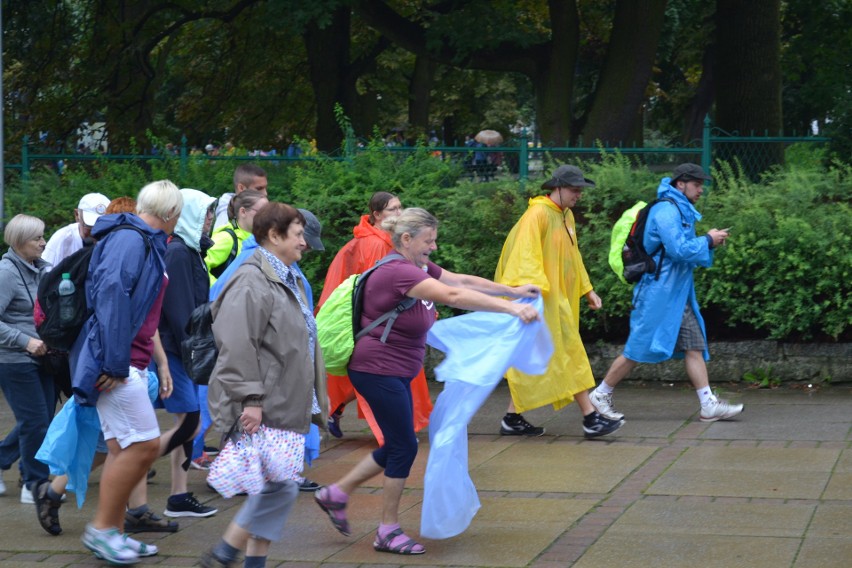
[2,0,849,158]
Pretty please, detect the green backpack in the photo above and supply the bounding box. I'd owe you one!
[316,254,416,375]
[608,201,648,285]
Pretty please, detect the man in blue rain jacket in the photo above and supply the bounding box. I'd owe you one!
[589,164,743,424]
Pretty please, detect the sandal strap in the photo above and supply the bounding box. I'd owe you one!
[376,528,422,553]
[316,490,347,511]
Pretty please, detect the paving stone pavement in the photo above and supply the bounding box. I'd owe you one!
[1,380,849,567]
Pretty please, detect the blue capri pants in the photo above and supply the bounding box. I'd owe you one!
[348,369,417,479]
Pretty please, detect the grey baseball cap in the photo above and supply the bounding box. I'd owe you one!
[540,165,595,190]
[672,163,712,182]
[298,209,325,251]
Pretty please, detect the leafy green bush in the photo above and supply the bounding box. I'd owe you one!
[4,145,849,341]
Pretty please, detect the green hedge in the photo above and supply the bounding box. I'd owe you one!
[4,147,850,341]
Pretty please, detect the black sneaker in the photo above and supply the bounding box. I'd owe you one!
[298,478,320,492]
[582,412,624,439]
[203,445,220,457]
[500,413,545,436]
[164,492,218,518]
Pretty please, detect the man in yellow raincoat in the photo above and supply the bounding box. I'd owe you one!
[495,165,624,438]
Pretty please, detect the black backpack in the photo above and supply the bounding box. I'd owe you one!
[621,198,683,283]
[181,302,217,386]
[35,224,150,352]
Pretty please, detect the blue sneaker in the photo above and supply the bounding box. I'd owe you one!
[327,412,343,438]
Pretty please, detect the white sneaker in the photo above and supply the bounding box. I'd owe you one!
[122,534,158,557]
[82,524,139,565]
[589,389,625,421]
[0,473,6,496]
[699,398,744,422]
[21,484,34,504]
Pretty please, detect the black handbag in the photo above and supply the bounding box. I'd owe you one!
[181,302,218,386]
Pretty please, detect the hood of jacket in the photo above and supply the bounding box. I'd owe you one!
[353,214,394,247]
[90,212,162,241]
[657,177,702,223]
[175,188,217,251]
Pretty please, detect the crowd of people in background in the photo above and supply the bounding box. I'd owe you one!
[0,161,740,566]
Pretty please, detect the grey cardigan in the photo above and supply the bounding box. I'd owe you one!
[0,249,48,364]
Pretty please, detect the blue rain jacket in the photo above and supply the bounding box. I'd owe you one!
[421,296,551,539]
[70,213,168,405]
[623,178,713,363]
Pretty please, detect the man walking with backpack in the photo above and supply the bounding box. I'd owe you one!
[589,163,742,423]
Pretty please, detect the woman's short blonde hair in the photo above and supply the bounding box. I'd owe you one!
[4,214,45,250]
[136,180,183,221]
[381,207,438,248]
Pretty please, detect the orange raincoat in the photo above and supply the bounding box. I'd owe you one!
[317,215,433,444]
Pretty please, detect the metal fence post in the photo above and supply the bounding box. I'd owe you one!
[702,115,712,176]
[518,130,529,190]
[180,135,187,177]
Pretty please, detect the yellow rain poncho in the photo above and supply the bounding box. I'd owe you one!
[495,196,595,412]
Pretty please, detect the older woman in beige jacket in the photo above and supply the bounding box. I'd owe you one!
[203,202,328,568]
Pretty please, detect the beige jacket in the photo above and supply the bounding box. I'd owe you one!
[208,249,328,434]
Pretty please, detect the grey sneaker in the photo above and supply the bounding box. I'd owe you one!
[589,389,624,421]
[82,524,139,565]
[699,398,743,422]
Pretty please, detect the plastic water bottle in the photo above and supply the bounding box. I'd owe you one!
[58,273,76,326]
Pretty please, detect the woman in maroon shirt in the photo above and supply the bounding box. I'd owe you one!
[316,207,540,555]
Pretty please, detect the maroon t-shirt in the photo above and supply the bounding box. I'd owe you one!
[348,257,442,377]
[130,275,168,370]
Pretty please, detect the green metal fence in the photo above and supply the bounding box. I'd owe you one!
[4,116,829,188]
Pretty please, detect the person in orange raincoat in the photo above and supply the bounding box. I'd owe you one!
[316,192,433,444]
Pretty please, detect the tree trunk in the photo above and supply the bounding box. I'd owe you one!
[683,41,716,143]
[715,0,784,171]
[304,8,355,152]
[408,55,437,138]
[354,0,581,147]
[532,0,580,146]
[581,0,667,146]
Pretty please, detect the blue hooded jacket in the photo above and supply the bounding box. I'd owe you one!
[70,213,168,406]
[623,178,714,363]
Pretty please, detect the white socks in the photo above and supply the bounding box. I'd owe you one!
[596,382,615,395]
[697,387,717,406]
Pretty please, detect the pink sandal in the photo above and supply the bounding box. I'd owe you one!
[373,527,425,555]
[314,487,350,536]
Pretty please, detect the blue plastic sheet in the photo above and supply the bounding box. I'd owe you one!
[35,396,101,508]
[420,296,552,539]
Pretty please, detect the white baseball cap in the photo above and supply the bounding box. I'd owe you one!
[77,193,111,226]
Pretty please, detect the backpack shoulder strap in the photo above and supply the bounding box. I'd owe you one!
[223,227,238,259]
[354,253,419,343]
